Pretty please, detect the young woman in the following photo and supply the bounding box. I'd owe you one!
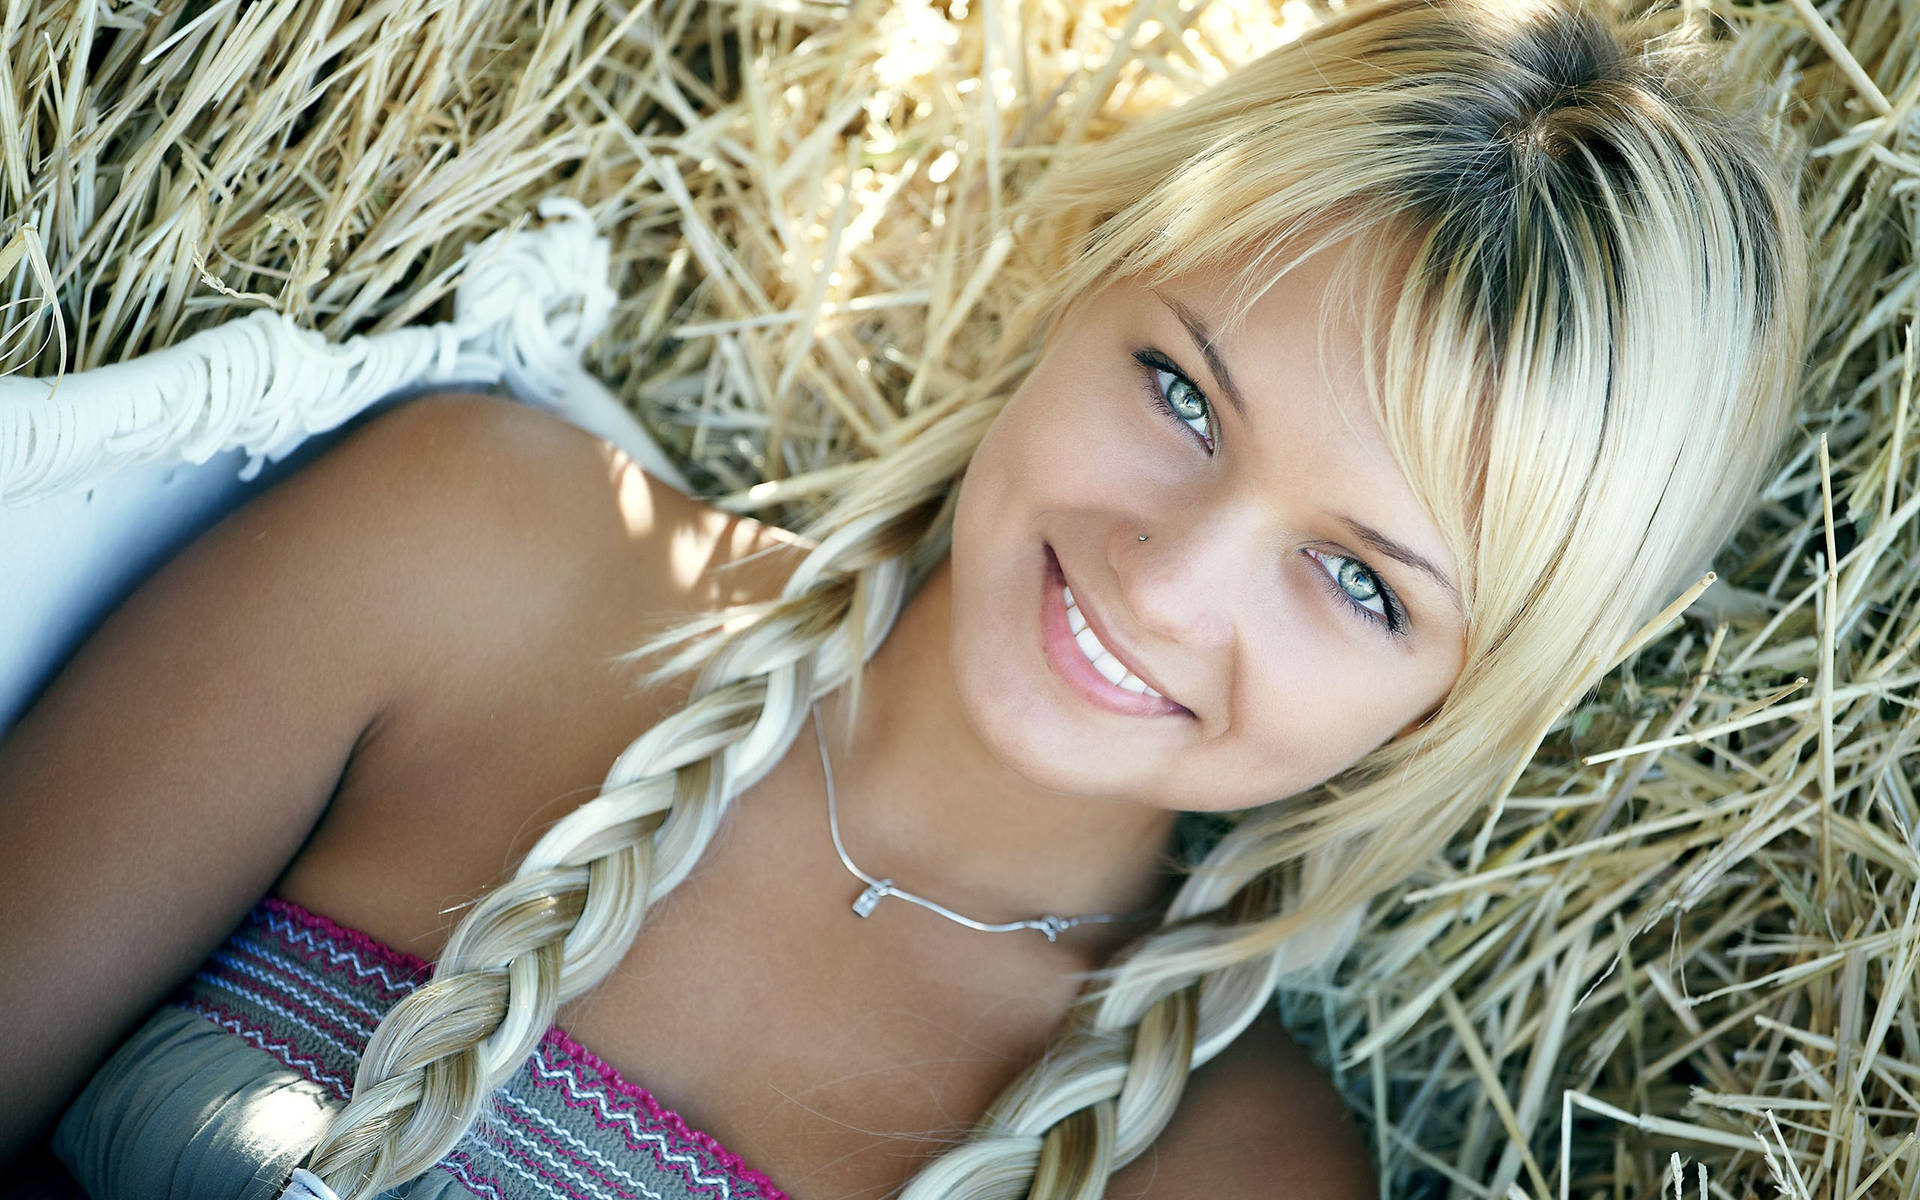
[0,0,1810,1196]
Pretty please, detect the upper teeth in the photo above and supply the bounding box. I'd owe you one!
[1062,586,1163,698]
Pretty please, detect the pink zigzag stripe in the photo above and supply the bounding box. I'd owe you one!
[199,955,377,1052]
[259,898,434,989]
[534,1030,788,1200]
[254,924,421,999]
[246,898,786,1199]
[194,996,655,1200]
[521,1060,732,1197]
[441,1151,507,1200]
[471,1093,649,1199]
[493,1089,722,1200]
[184,1002,354,1100]
[475,1112,659,1200]
[217,934,394,1026]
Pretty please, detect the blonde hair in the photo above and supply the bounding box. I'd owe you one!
[300,0,1811,1195]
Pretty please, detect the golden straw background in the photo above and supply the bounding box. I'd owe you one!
[3,0,1916,1195]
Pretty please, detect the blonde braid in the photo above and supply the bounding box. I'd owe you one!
[883,810,1402,1200]
[298,405,985,1197]
[913,972,1248,1199]
[291,0,1812,1186]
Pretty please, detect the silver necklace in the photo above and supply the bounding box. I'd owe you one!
[810,702,1154,943]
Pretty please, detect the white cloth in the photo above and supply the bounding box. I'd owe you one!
[0,195,686,502]
[281,1169,344,1200]
[0,195,689,733]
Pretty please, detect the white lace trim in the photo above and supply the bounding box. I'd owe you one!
[0,194,688,507]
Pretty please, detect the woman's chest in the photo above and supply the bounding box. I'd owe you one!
[552,834,1077,1199]
[272,611,1080,1199]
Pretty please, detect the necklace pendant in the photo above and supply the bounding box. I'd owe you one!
[852,879,894,918]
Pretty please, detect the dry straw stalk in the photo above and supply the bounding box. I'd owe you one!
[3,0,1916,1195]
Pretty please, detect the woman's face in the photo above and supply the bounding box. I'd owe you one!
[948,239,1469,813]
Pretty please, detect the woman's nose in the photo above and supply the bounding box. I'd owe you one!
[1112,504,1259,646]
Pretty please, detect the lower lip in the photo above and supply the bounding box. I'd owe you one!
[1040,546,1192,719]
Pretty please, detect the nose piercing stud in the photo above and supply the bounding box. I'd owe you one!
[1138,534,1149,542]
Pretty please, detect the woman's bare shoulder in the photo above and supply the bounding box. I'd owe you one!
[268,392,814,956]
[1106,1008,1376,1200]
[376,392,812,618]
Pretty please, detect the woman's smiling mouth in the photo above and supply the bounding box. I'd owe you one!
[1040,545,1193,718]
[1064,585,1162,696]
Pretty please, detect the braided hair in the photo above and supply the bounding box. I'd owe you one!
[298,0,1811,1194]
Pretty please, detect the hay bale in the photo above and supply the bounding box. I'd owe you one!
[3,0,1912,1194]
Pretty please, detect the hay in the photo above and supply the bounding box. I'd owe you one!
[3,0,1915,1195]
[1271,5,1920,1190]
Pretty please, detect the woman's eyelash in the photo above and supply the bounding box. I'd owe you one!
[1131,347,1408,639]
[1305,549,1408,638]
[1132,348,1215,452]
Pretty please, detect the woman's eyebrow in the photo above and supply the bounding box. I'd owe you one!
[1152,289,1465,622]
[1156,293,1249,420]
[1337,513,1463,615]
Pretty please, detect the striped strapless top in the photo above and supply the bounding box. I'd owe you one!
[52,897,789,1200]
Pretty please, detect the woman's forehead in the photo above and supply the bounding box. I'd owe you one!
[1140,248,1382,434]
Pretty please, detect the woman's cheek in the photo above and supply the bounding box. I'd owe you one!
[1239,607,1381,762]
[1013,377,1119,485]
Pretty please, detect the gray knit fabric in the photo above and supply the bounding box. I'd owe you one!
[53,899,788,1200]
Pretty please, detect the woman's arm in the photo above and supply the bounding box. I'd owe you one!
[0,394,548,1161]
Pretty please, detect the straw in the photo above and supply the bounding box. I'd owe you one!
[5,0,1916,1195]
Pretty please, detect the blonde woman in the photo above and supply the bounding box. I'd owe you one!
[1,0,1810,1196]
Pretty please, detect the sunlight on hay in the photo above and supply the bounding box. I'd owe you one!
[2,0,1917,1196]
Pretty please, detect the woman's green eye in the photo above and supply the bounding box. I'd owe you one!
[1334,557,1381,608]
[1132,348,1217,451]
[1305,548,1399,631]
[1153,366,1214,447]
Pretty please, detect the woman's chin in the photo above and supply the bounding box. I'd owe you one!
[947,648,1155,799]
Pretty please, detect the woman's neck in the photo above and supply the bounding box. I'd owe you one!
[811,557,1182,957]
